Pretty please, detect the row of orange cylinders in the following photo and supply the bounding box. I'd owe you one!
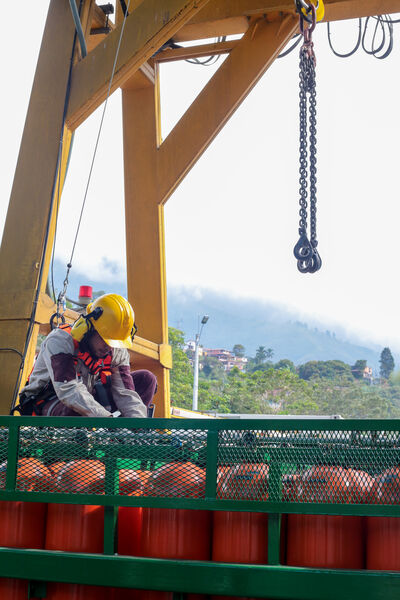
[1,460,400,599]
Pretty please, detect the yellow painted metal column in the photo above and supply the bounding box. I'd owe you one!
[122,70,171,417]
[0,0,77,413]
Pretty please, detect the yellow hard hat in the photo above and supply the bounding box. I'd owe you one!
[86,293,136,349]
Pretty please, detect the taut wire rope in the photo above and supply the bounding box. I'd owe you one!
[54,0,132,320]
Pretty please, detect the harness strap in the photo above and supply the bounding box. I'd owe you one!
[59,324,112,385]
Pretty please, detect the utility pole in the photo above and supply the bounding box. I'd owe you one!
[192,315,209,411]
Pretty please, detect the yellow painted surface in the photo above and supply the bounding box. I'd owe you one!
[177,0,400,41]
[171,406,220,419]
[155,40,237,63]
[66,0,211,130]
[0,0,76,413]
[159,344,173,370]
[122,76,171,417]
[177,0,296,39]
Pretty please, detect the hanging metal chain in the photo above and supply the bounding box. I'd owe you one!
[293,3,322,274]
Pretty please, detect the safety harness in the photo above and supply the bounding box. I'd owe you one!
[13,326,113,416]
[59,324,113,386]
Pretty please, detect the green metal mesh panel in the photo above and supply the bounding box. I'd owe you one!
[1,421,400,507]
[13,425,209,497]
[218,428,400,504]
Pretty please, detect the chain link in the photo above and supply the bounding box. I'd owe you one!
[293,5,322,274]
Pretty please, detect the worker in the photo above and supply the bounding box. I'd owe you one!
[18,294,156,418]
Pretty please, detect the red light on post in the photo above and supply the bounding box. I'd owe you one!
[78,285,93,306]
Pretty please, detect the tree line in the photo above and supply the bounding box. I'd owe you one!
[169,328,399,418]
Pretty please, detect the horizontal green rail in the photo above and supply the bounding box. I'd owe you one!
[3,415,400,430]
[0,549,398,600]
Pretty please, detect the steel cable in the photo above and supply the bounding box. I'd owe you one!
[56,0,132,312]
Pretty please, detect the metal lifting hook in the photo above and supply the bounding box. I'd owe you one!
[299,3,317,64]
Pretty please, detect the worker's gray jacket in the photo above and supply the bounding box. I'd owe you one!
[22,328,147,418]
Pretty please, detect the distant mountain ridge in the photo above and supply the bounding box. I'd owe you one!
[167,288,382,370]
[51,260,383,370]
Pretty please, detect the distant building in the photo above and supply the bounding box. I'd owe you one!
[185,340,204,356]
[185,340,204,369]
[363,366,373,383]
[203,348,248,372]
[351,364,373,383]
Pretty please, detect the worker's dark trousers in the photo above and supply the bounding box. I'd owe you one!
[43,369,157,416]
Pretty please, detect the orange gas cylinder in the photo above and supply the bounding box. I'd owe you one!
[118,505,143,556]
[217,463,269,501]
[117,470,144,557]
[146,462,206,498]
[286,465,364,569]
[49,461,67,478]
[0,458,50,600]
[0,458,50,547]
[108,505,144,600]
[213,464,270,600]
[367,467,400,570]
[0,579,28,600]
[117,469,144,555]
[213,511,268,564]
[108,471,147,600]
[119,469,143,496]
[46,502,104,553]
[56,459,105,493]
[347,468,374,503]
[45,460,106,600]
[141,505,211,560]
[0,500,47,549]
[214,462,269,562]
[137,462,211,600]
[214,464,269,563]
[0,457,53,491]
[133,506,211,600]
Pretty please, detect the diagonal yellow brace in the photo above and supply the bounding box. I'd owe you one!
[157,13,298,204]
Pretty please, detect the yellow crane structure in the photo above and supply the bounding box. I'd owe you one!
[0,0,399,418]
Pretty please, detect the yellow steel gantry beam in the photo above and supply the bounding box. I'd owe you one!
[176,0,400,40]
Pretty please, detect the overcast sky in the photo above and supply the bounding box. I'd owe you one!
[1,3,400,352]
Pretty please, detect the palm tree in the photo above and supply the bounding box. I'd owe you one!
[255,346,268,364]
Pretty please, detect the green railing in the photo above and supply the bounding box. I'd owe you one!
[0,416,400,599]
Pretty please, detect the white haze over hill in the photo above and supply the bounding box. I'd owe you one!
[50,260,390,372]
